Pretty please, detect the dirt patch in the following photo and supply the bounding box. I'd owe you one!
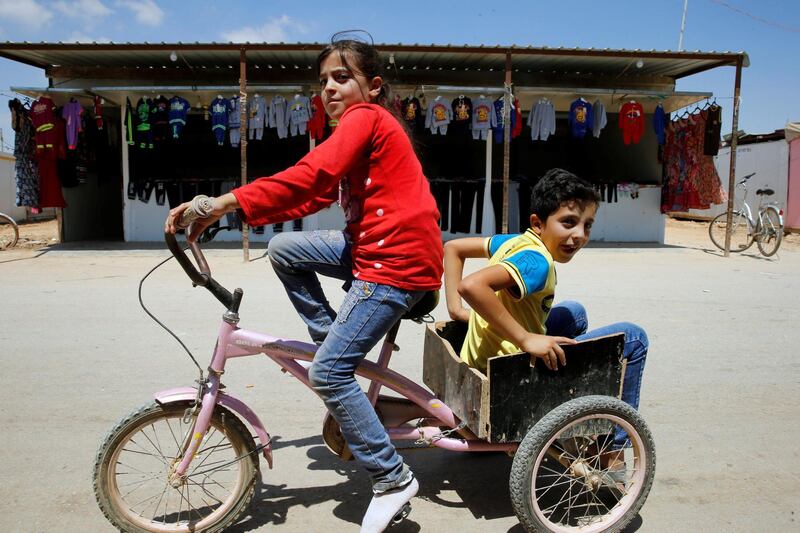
[665,217,800,252]
[8,218,60,249]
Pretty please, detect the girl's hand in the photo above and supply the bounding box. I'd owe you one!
[519,334,577,371]
[164,196,230,242]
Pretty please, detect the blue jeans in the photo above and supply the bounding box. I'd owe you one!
[545,300,648,448]
[268,230,424,486]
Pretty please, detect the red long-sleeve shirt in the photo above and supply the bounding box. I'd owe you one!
[233,103,443,291]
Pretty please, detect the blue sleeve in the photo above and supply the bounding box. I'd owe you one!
[487,233,519,256]
[501,250,549,296]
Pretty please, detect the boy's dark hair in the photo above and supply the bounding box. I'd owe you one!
[530,168,600,222]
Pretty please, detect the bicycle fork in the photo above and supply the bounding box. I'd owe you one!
[169,317,242,484]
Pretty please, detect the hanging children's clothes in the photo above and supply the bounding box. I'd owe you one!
[135,97,154,149]
[62,99,84,150]
[401,96,424,133]
[528,98,556,141]
[471,96,497,140]
[512,98,522,139]
[248,94,267,140]
[308,94,326,140]
[592,100,607,138]
[450,95,472,137]
[269,95,289,139]
[168,96,191,140]
[492,96,518,144]
[425,96,452,135]
[568,98,593,138]
[653,103,667,145]
[9,100,39,208]
[125,97,135,146]
[703,104,722,155]
[30,96,66,208]
[287,94,311,136]
[30,96,59,150]
[391,94,403,116]
[151,96,170,143]
[228,96,241,147]
[210,96,230,146]
[661,111,726,212]
[93,95,104,130]
[619,100,645,145]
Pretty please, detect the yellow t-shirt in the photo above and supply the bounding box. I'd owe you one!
[460,230,556,372]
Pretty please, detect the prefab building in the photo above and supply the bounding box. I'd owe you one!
[0,42,748,247]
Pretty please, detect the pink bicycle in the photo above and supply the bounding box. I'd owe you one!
[93,209,655,533]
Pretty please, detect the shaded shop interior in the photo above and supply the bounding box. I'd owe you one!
[0,42,747,249]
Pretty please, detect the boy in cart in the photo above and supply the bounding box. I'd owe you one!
[443,168,649,477]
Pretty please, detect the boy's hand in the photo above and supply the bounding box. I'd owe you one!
[520,334,577,371]
[448,306,471,322]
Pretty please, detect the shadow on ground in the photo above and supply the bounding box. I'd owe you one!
[226,435,644,533]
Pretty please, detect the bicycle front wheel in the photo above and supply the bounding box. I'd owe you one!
[0,213,19,249]
[708,211,754,252]
[93,401,259,533]
[756,207,783,257]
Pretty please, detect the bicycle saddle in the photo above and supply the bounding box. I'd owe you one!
[756,188,774,196]
[402,290,439,321]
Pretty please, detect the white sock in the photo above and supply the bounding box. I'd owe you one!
[360,477,419,533]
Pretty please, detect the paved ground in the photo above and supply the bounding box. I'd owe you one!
[1,223,798,532]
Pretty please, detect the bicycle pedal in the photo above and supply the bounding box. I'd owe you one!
[391,503,412,525]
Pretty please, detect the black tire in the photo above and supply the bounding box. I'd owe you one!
[93,401,259,533]
[0,213,19,249]
[708,211,754,252]
[509,396,655,532]
[755,207,783,257]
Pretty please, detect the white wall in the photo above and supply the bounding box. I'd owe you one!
[122,176,665,243]
[0,152,27,221]
[685,141,789,219]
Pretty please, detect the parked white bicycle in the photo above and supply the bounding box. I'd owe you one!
[708,172,784,257]
[0,212,19,250]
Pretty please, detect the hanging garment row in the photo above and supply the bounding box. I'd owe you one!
[124,93,328,150]
[660,105,726,213]
[8,96,118,210]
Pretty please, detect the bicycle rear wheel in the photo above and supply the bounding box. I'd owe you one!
[708,211,754,252]
[755,207,783,257]
[0,213,19,249]
[93,401,259,533]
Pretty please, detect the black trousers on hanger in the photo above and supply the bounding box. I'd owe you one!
[428,179,450,232]
[450,178,481,233]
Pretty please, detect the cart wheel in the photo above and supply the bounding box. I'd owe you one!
[509,396,655,532]
[322,412,354,461]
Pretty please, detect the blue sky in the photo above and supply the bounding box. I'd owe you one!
[1,0,798,153]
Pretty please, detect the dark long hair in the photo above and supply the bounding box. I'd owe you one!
[315,39,414,142]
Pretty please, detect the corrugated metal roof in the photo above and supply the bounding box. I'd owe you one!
[0,41,748,81]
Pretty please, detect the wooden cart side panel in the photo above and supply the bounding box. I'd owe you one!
[423,323,489,438]
[487,333,625,443]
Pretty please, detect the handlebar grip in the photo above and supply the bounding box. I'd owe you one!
[177,195,214,229]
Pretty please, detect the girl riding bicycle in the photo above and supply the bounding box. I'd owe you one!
[165,35,443,532]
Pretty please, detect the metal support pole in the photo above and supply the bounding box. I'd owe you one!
[502,53,512,233]
[723,56,743,258]
[239,48,249,262]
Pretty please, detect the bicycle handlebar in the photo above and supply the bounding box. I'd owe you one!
[164,195,238,310]
[738,172,756,185]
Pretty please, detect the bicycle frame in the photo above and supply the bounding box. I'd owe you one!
[159,236,517,481]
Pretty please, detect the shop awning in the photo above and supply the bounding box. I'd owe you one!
[0,42,748,88]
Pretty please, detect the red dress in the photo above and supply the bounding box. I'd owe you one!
[30,97,66,208]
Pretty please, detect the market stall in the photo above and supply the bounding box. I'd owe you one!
[0,42,748,254]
